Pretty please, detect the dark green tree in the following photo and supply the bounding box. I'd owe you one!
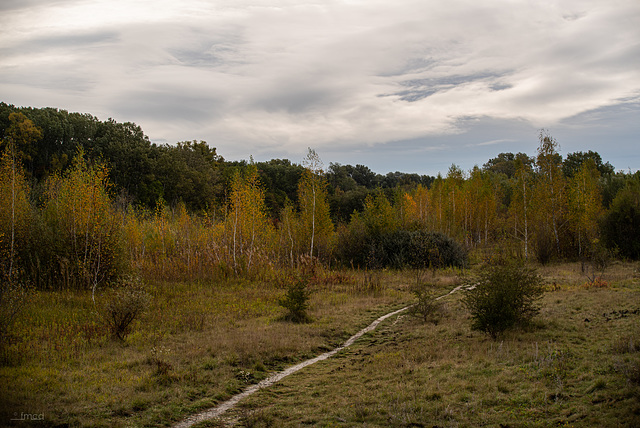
[563,150,614,179]
[483,152,535,178]
[256,158,304,218]
[601,178,640,259]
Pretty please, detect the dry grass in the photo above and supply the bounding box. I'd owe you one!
[2,263,639,427]
[0,269,411,427]
[217,262,640,427]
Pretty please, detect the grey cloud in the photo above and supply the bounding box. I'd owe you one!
[167,25,247,69]
[388,72,509,102]
[112,91,224,123]
[171,45,231,68]
[0,30,118,58]
[1,0,639,175]
[0,0,77,12]
[393,89,439,102]
[562,12,587,22]
[490,83,512,91]
[0,66,95,93]
[32,31,118,49]
[254,88,341,114]
[379,57,438,77]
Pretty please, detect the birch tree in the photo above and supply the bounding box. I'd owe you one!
[298,149,333,259]
[533,131,567,259]
[567,159,603,257]
[227,164,273,272]
[509,158,534,259]
[0,113,40,280]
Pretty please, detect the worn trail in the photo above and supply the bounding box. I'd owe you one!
[173,284,474,428]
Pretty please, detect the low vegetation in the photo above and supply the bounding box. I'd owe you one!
[463,261,544,338]
[277,274,312,323]
[1,105,640,426]
[408,282,444,324]
[227,263,640,428]
[99,276,150,341]
[1,264,638,427]
[0,269,411,426]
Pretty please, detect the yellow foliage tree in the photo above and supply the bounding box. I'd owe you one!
[0,149,31,281]
[227,164,275,273]
[442,165,465,239]
[532,131,567,259]
[410,184,429,226]
[43,150,125,290]
[360,191,398,237]
[298,149,333,260]
[465,167,500,247]
[0,113,40,280]
[428,174,445,232]
[568,159,603,257]
[398,192,419,228]
[277,200,299,267]
[509,159,534,259]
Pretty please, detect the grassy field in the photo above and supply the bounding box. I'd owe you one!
[1,263,640,427]
[215,262,640,428]
[0,268,414,427]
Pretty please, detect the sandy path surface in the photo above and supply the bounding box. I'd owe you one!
[173,284,474,428]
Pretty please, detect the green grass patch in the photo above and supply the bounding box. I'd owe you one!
[2,264,639,427]
[229,263,640,427]
[0,270,410,427]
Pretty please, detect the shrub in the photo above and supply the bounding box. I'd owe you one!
[408,283,443,324]
[379,229,467,269]
[335,227,467,270]
[534,230,555,265]
[100,277,150,341]
[0,279,29,362]
[582,239,613,284]
[278,274,312,323]
[462,261,544,339]
[148,345,173,376]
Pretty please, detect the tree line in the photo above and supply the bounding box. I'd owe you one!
[0,103,433,220]
[1,103,639,292]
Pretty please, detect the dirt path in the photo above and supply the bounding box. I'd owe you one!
[173,284,474,428]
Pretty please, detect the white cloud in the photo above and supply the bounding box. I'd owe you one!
[1,0,639,170]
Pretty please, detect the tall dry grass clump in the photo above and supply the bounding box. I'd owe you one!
[129,202,237,282]
[127,164,335,283]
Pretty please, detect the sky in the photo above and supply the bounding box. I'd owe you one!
[1,0,639,176]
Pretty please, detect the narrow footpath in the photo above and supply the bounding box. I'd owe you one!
[173,283,474,428]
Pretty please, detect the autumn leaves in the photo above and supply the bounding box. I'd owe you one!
[226,148,334,274]
[0,112,621,293]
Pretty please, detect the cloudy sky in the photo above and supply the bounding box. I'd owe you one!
[1,0,639,175]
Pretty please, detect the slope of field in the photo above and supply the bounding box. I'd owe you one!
[217,263,640,427]
[1,264,639,427]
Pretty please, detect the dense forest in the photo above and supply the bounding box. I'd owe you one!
[1,102,639,291]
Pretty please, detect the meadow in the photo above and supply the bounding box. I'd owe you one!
[213,263,640,428]
[2,112,640,427]
[0,267,412,427]
[1,262,639,427]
